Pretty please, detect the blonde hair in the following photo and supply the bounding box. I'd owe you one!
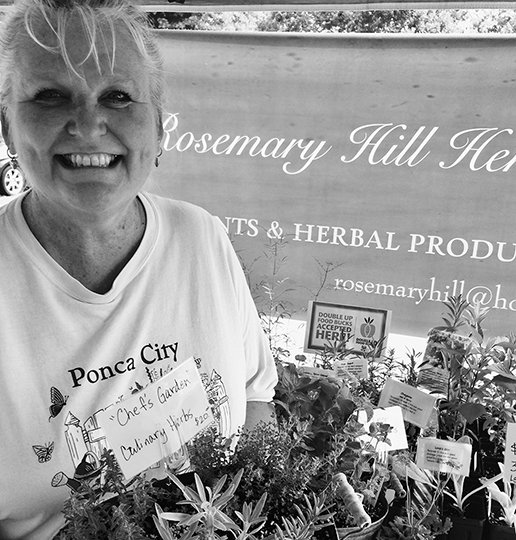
[0,0,164,115]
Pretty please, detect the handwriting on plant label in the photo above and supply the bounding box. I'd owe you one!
[503,423,516,483]
[378,378,436,428]
[98,357,214,479]
[333,357,368,380]
[416,437,472,476]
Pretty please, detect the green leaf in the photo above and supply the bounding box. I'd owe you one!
[492,375,516,391]
[170,474,202,503]
[490,364,516,379]
[194,473,207,503]
[159,512,194,522]
[458,403,486,423]
[212,474,229,498]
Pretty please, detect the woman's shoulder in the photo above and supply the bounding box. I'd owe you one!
[0,194,22,227]
[143,191,212,216]
[141,191,225,236]
[0,196,18,216]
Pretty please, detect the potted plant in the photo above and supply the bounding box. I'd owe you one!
[54,346,407,540]
[54,423,338,540]
[477,464,516,540]
[266,358,397,537]
[380,475,452,540]
[414,296,516,540]
[51,293,516,540]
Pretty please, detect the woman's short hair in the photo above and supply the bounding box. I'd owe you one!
[0,0,164,116]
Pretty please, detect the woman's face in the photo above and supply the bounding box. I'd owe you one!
[2,21,162,220]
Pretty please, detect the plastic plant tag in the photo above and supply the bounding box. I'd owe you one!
[98,357,214,479]
[503,422,516,483]
[416,437,472,476]
[422,329,472,370]
[378,377,437,428]
[416,366,450,396]
[333,356,368,380]
[357,406,408,453]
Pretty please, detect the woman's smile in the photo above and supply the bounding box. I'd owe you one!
[56,153,122,169]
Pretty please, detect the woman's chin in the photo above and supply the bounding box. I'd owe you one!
[45,181,136,220]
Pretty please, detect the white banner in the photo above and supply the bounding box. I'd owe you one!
[148,31,516,337]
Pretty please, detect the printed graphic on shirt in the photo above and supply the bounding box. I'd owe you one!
[48,386,68,421]
[196,357,231,439]
[32,441,54,463]
[143,363,175,385]
[47,352,231,493]
[67,341,179,389]
[51,409,108,492]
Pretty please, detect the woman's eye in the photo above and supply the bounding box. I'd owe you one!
[102,90,132,107]
[34,88,65,103]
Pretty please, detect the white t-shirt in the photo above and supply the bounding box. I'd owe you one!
[0,192,277,540]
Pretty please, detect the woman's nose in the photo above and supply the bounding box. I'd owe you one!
[65,103,107,138]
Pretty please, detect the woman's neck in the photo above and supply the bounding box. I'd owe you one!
[22,191,146,294]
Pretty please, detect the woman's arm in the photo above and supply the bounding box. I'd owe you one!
[244,401,276,432]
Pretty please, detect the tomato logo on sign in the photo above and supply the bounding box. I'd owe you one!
[360,317,376,338]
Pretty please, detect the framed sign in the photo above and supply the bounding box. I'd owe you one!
[304,301,391,355]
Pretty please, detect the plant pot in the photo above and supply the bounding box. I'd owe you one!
[314,523,339,540]
[486,523,516,540]
[442,517,486,540]
[481,455,504,478]
[336,511,387,540]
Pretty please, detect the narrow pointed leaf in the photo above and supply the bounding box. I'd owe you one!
[194,473,207,502]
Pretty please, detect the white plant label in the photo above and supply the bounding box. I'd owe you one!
[334,357,369,380]
[98,357,214,479]
[379,378,437,428]
[416,437,472,476]
[503,422,516,483]
[357,406,408,453]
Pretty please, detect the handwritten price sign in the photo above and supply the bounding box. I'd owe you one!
[98,357,214,479]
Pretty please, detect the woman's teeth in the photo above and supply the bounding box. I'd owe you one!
[60,153,119,168]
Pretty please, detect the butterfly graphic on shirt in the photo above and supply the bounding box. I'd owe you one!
[32,441,55,463]
[48,386,68,421]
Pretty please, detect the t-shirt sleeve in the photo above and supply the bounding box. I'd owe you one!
[212,216,278,403]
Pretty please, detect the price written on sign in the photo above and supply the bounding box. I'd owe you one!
[98,357,214,479]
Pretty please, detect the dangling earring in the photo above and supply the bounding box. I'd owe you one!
[155,147,163,168]
[7,148,18,169]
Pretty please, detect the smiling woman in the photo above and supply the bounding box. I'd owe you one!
[0,2,277,539]
[3,13,161,237]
